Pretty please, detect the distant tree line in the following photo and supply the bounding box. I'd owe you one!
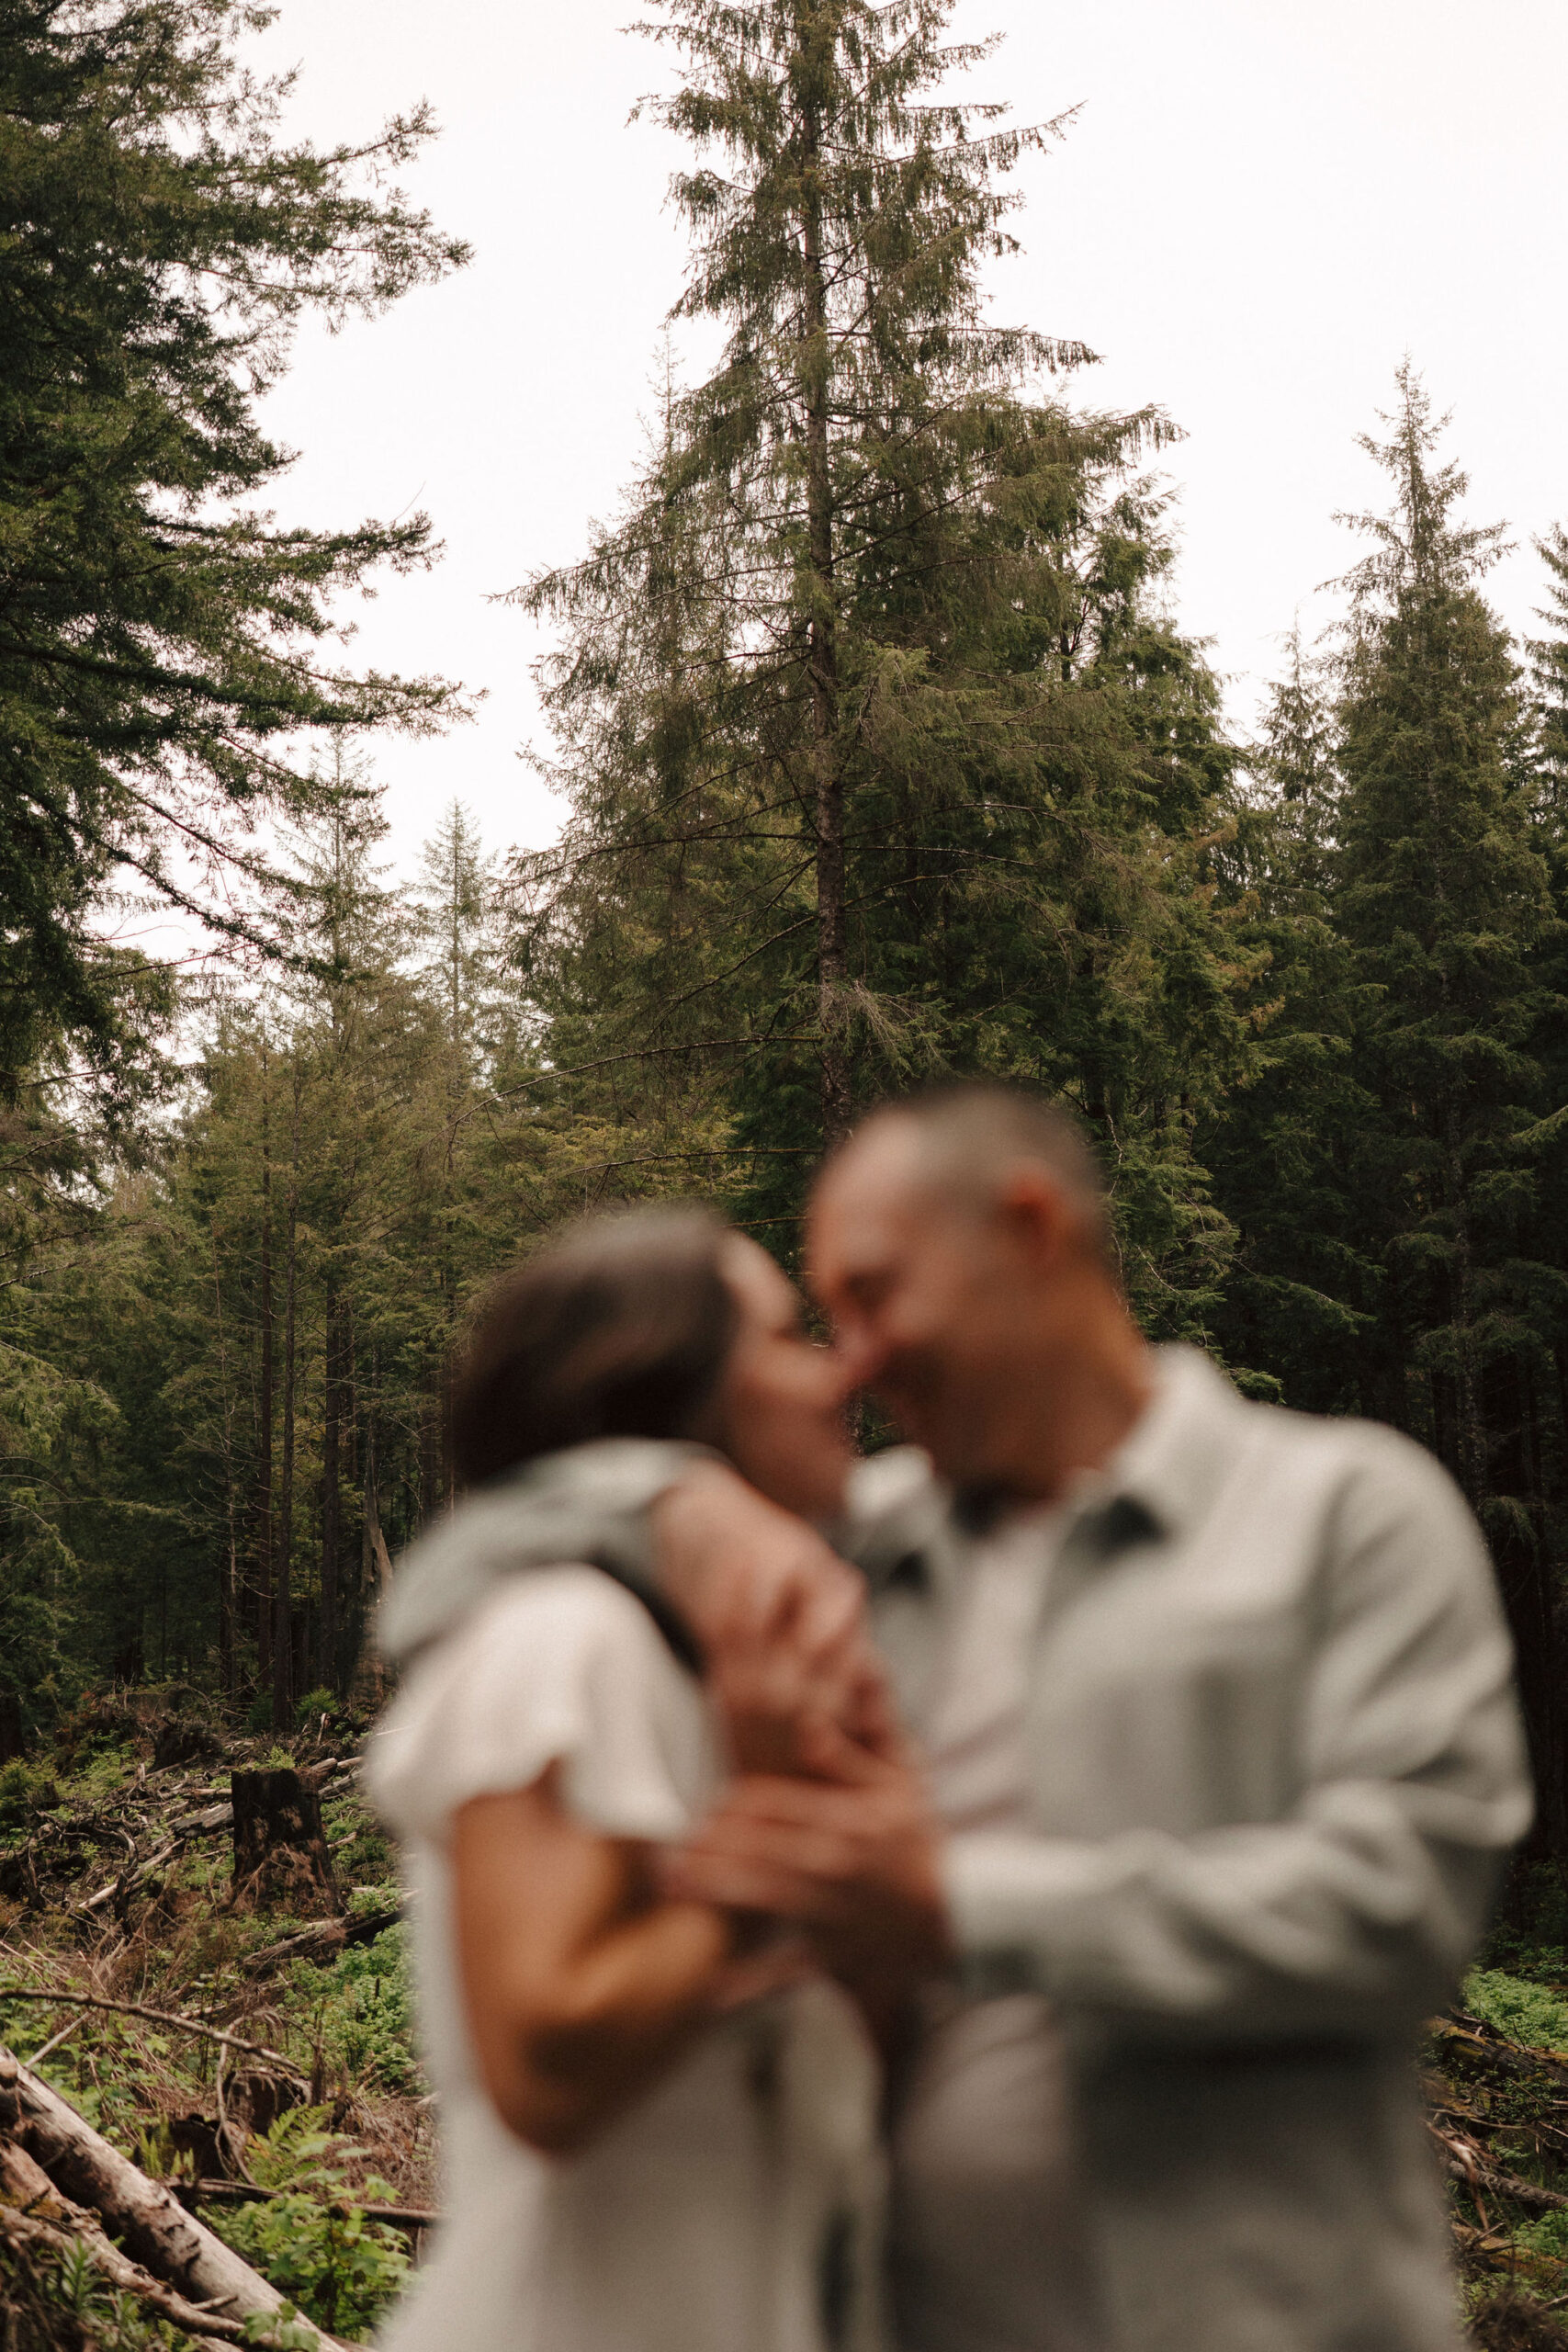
[2,0,1565,1863]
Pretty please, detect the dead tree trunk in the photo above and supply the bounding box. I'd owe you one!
[254,1069,275,1686]
[272,1108,299,1732]
[231,1767,338,1917]
[0,2048,339,2343]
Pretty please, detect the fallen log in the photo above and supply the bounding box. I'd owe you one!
[167,1800,234,1837]
[241,1903,400,1976]
[1435,2010,1568,2098]
[1440,2147,1568,2216]
[0,2199,318,2346]
[0,2046,336,2343]
[1430,2111,1568,2222]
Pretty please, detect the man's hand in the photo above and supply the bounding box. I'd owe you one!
[662,1732,953,2001]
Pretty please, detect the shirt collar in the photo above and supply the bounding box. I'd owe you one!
[871,1344,1247,1596]
[1080,1342,1247,1544]
[963,1342,1242,1555]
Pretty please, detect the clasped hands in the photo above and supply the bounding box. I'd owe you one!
[651,1464,952,2008]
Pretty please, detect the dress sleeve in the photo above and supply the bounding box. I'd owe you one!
[367,1566,714,1849]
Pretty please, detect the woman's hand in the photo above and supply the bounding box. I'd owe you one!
[652,1460,865,1657]
[706,1596,901,1778]
[453,1763,794,2158]
[661,1734,952,2018]
[650,1459,900,1773]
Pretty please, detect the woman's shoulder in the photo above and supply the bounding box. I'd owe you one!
[464,1560,670,1655]
[367,1566,710,1845]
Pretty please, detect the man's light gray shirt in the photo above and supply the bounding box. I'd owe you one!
[852,1344,1531,2352]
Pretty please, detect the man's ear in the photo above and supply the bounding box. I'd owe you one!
[994,1165,1076,1272]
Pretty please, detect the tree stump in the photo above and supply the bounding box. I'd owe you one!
[230,1768,338,1916]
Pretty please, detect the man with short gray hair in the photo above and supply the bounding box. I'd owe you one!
[670,1081,1530,2352]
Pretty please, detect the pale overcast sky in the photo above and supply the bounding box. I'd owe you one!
[248,0,1568,873]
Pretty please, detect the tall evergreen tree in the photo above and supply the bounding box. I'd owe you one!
[1528,524,1568,825]
[515,0,1259,1323]
[1330,368,1565,1840]
[0,0,468,1100]
[1202,631,1372,1405]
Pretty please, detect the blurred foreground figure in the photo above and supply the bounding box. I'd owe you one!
[368,1210,888,2352]
[668,1087,1533,2352]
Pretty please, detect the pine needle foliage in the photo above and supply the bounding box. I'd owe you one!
[513,0,1261,1323]
[0,0,469,1101]
[1209,367,1568,1845]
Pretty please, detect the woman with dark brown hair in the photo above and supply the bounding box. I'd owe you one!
[368,1206,890,2352]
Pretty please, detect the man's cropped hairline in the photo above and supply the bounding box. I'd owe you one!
[835,1083,1111,1248]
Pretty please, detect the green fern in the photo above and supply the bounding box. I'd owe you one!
[212,2106,411,2340]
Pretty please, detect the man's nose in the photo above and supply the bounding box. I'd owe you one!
[829,1322,887,1396]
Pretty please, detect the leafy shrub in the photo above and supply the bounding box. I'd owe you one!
[346,1879,401,1919]
[212,2106,411,2340]
[295,1686,337,1730]
[290,1925,422,2096]
[1517,2209,1568,2262]
[51,1690,141,1767]
[0,1758,30,1826]
[0,1756,57,1828]
[1463,1969,1568,2052]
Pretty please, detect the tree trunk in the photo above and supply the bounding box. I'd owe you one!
[420,1392,440,1526]
[231,1767,338,1916]
[272,1113,299,1732]
[254,1069,274,1684]
[799,96,849,1148]
[353,1448,392,1708]
[320,1281,346,1692]
[211,1218,237,1701]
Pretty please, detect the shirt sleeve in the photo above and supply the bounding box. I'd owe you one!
[944,1433,1533,2038]
[367,1566,712,1849]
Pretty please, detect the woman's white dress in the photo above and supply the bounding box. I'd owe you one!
[367,1566,886,2352]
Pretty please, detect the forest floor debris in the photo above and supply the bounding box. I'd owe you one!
[6,1687,1568,2346]
[0,1691,428,2345]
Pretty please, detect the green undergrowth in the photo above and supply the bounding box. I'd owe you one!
[206,2109,412,2338]
[288,1925,421,2097]
[0,1703,427,2346]
[1464,1970,1568,2056]
[1440,1957,1568,2345]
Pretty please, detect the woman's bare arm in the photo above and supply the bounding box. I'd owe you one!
[453,1764,757,2157]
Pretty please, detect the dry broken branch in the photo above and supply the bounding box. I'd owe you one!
[0,1986,308,2079]
[182,2177,438,2232]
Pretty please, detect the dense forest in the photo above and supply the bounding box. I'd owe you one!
[3,1,1568,2345]
[3,0,1564,1856]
